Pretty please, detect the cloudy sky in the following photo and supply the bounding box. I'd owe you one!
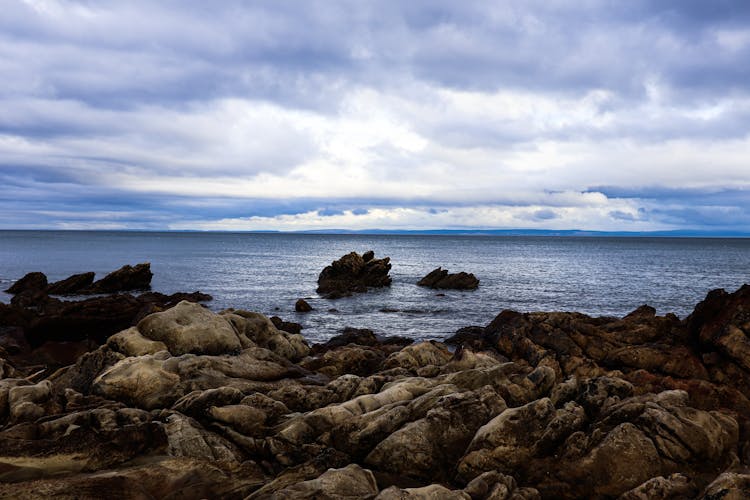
[2,0,750,231]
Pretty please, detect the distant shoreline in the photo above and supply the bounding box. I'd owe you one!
[1,228,750,238]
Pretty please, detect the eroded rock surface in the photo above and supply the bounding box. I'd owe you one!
[0,285,749,498]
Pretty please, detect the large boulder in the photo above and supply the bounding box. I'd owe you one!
[137,301,242,356]
[417,268,479,290]
[317,251,392,299]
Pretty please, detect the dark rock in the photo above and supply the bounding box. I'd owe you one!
[5,273,47,295]
[47,272,95,295]
[312,327,379,354]
[316,251,391,299]
[295,298,313,312]
[83,263,153,294]
[445,326,494,351]
[417,267,479,290]
[270,316,303,336]
[362,250,375,262]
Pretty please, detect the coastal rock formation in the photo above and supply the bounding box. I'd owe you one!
[82,263,153,294]
[46,272,95,295]
[417,267,480,290]
[0,266,212,372]
[1,285,750,498]
[295,298,313,312]
[317,251,392,298]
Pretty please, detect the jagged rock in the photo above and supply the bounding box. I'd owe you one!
[365,386,505,481]
[223,310,310,361]
[138,301,242,356]
[317,251,392,298]
[5,272,47,295]
[417,268,480,290]
[296,299,313,312]
[83,263,153,294]
[47,272,95,295]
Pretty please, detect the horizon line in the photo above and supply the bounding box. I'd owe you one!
[1,228,750,238]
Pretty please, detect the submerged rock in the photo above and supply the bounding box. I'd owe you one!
[317,251,392,298]
[295,298,313,312]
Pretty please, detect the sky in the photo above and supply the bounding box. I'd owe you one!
[1,0,750,232]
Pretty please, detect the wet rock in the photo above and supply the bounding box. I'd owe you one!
[83,263,153,294]
[296,298,313,312]
[317,251,392,298]
[417,268,479,290]
[5,272,48,295]
[47,272,95,295]
[271,316,303,335]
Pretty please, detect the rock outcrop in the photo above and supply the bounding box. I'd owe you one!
[1,284,750,498]
[317,251,392,298]
[417,267,480,290]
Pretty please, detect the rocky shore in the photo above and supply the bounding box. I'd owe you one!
[1,260,750,498]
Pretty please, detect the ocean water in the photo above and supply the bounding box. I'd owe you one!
[1,231,749,343]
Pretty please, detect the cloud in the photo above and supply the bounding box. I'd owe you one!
[1,1,749,231]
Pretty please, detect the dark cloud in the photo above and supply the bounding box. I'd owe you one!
[1,1,749,230]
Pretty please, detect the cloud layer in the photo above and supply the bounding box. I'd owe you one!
[2,0,749,231]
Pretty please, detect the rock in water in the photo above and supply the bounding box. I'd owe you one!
[417,268,479,290]
[316,251,392,299]
[295,299,313,312]
[84,263,153,294]
[5,272,47,294]
[47,272,95,295]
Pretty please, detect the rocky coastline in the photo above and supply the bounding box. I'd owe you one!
[1,257,749,498]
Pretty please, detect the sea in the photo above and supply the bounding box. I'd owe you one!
[1,231,749,343]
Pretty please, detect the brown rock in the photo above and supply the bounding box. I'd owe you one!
[47,272,95,295]
[295,298,313,312]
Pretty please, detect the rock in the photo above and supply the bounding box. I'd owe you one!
[223,310,310,361]
[107,327,168,357]
[296,299,313,312]
[417,268,479,290]
[271,316,303,335]
[46,272,95,295]
[365,386,505,481]
[701,469,750,499]
[619,473,698,499]
[317,251,392,298]
[83,263,153,293]
[271,464,379,499]
[137,301,242,356]
[377,484,470,499]
[5,272,47,294]
[92,353,181,410]
[445,326,494,351]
